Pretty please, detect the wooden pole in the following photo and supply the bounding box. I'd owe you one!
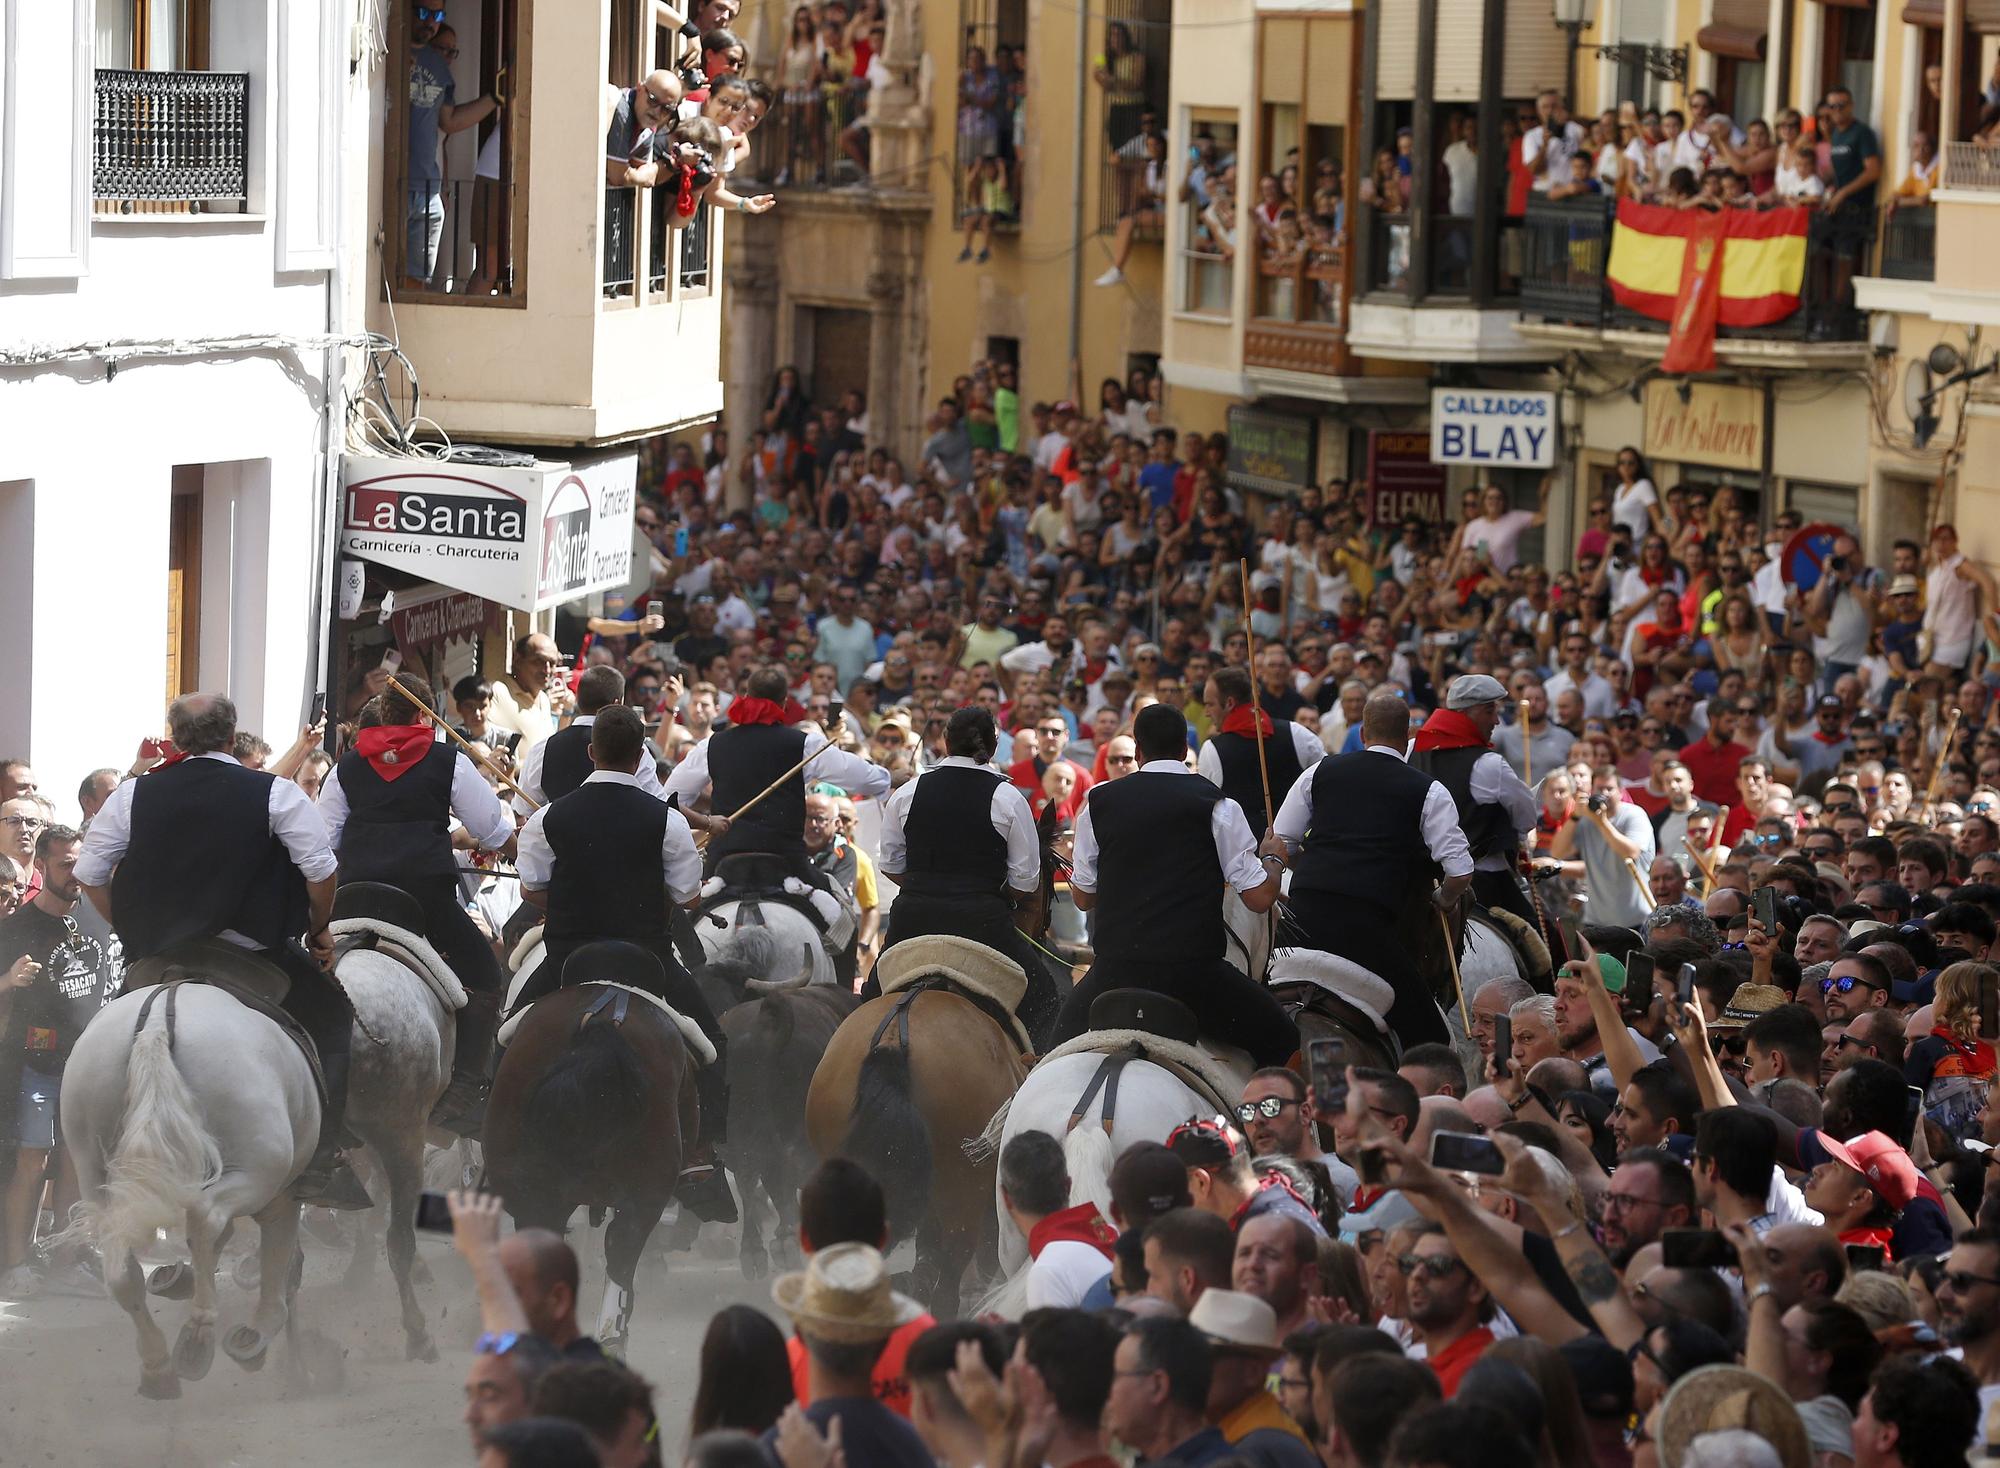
[1703,804,1731,893]
[1923,707,1963,823]
[1438,909,1473,1033]
[1237,559,1277,833]
[1518,698,1534,789]
[387,672,542,811]
[1625,854,1657,912]
[1682,835,1719,889]
[693,738,839,850]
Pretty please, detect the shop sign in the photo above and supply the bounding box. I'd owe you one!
[340,452,636,612]
[388,589,500,657]
[1362,431,1447,526]
[1642,380,1763,472]
[1429,389,1556,467]
[1225,405,1317,495]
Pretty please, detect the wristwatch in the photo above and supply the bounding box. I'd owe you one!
[1748,1282,1776,1305]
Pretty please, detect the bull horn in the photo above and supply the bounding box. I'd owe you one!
[746,942,815,993]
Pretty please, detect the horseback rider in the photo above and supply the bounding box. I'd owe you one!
[74,692,371,1209]
[512,664,669,810]
[1197,665,1322,829]
[511,706,734,1219]
[870,707,1059,1043]
[1051,703,1298,1067]
[1270,692,1473,1048]
[1407,674,1541,936]
[317,674,514,1134]
[662,664,890,974]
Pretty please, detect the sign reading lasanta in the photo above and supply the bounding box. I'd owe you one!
[340,453,635,612]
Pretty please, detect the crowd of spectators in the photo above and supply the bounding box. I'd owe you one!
[775,0,891,187]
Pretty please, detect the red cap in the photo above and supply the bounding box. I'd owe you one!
[1821,1130,1919,1210]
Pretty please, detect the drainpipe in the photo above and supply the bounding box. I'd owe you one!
[1067,0,1090,398]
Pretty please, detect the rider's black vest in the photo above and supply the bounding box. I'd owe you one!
[1209,726,1305,832]
[541,779,673,946]
[333,742,460,883]
[706,723,808,861]
[899,764,1010,902]
[110,756,310,963]
[538,719,597,803]
[1408,744,1516,860]
[1290,751,1438,910]
[1087,770,1226,965]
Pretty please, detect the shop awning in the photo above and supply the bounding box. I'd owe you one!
[340,452,636,614]
[1696,0,1768,60]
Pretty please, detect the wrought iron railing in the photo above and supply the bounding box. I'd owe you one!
[648,200,713,294]
[758,85,870,189]
[93,68,249,207]
[1942,142,2000,192]
[680,207,713,291]
[1877,203,1935,282]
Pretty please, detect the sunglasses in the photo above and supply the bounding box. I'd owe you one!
[1941,1270,2000,1294]
[416,5,447,20]
[1820,975,1884,995]
[1235,1096,1298,1122]
[1397,1254,1464,1279]
[476,1331,524,1356]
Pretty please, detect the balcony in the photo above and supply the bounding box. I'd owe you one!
[751,87,870,190]
[1876,205,1935,283]
[1515,196,1871,364]
[1859,144,2000,330]
[92,69,249,214]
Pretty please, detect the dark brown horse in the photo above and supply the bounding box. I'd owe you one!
[483,979,696,1353]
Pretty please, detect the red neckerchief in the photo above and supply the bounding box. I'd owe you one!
[1839,1224,1894,1255]
[355,724,434,781]
[1079,658,1108,685]
[1228,1169,1316,1231]
[1027,1201,1117,1262]
[1412,707,1490,754]
[150,749,192,770]
[727,696,808,727]
[1221,704,1274,739]
[1812,728,1847,745]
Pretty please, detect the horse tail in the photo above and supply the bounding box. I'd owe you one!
[526,1023,647,1166]
[74,1016,223,1274]
[839,1045,931,1243]
[1062,1122,1117,1221]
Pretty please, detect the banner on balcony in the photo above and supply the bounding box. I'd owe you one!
[1605,200,1810,348]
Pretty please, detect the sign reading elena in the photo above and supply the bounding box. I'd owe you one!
[1429,389,1556,468]
[340,453,636,612]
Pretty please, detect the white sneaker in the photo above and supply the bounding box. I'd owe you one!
[1094,266,1124,286]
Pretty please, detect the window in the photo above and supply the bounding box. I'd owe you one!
[386,0,526,302]
[1254,18,1349,324]
[1714,58,1767,127]
[1819,7,1875,125]
[954,0,1027,226]
[1096,0,1171,237]
[92,0,243,214]
[95,0,209,72]
[1363,101,1414,293]
[1180,114,1238,315]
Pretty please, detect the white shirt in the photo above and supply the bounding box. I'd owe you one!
[1024,1240,1112,1311]
[1545,668,1616,721]
[1463,748,1542,872]
[878,756,1041,890]
[1442,140,1478,215]
[660,726,892,807]
[1272,744,1473,878]
[1069,759,1268,894]
[1610,478,1658,544]
[1926,553,1978,656]
[1752,547,1790,617]
[76,752,339,949]
[318,744,515,854]
[1196,720,1324,805]
[1523,120,1584,192]
[515,770,703,904]
[487,676,559,750]
[513,714,669,815]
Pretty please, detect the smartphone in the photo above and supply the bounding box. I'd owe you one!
[1492,1014,1513,1078]
[139,736,176,762]
[1558,915,1585,961]
[1308,1037,1348,1113]
[647,598,664,623]
[1753,886,1777,934]
[1906,1085,1925,1145]
[1845,1243,1887,1273]
[414,1190,453,1234]
[1661,1228,1737,1270]
[380,647,403,675]
[309,691,327,727]
[1677,962,1697,1009]
[674,524,690,558]
[1625,952,1657,1002]
[1430,1130,1506,1177]
[1982,971,1998,1040]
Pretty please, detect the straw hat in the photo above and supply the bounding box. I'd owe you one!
[1657,1365,1810,1468]
[1187,1289,1281,1355]
[1709,982,1787,1032]
[770,1242,923,1344]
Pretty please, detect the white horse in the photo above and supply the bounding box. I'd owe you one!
[61,982,317,1399]
[692,896,838,987]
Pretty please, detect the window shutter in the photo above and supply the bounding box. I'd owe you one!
[1376,0,1417,100]
[1501,0,1570,99]
[1434,0,1485,101]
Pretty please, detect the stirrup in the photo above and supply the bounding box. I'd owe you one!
[676,1161,738,1225]
[428,1073,489,1135]
[293,1156,373,1212]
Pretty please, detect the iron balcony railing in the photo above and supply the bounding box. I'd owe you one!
[93,68,249,207]
[1942,142,2000,192]
[1877,203,1935,282]
[1518,195,1863,342]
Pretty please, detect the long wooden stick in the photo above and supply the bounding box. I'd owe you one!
[1682,835,1719,888]
[1438,909,1472,1034]
[1624,854,1657,911]
[1923,707,1963,823]
[693,738,838,850]
[1703,804,1731,893]
[1518,698,1534,789]
[1237,559,1276,833]
[387,672,541,810]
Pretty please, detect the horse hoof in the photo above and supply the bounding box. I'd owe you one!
[173,1322,216,1381]
[147,1261,193,1299]
[231,1253,260,1290]
[406,1332,438,1364]
[137,1368,182,1400]
[222,1324,271,1372]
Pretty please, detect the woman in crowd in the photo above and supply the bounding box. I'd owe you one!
[688,1304,795,1439]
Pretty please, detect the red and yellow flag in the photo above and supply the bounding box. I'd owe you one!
[1606,201,1810,368]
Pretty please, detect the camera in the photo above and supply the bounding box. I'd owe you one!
[1829,554,1849,574]
[1586,793,1610,815]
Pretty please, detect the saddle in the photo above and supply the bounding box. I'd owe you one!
[329,883,466,1013]
[494,940,715,1063]
[124,943,329,1110]
[1265,948,1396,1040]
[1039,989,1244,1123]
[696,852,855,950]
[874,934,1033,1054]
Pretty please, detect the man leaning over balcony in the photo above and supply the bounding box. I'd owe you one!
[407,21,501,293]
[605,72,687,190]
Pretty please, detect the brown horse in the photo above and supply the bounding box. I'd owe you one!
[483,976,696,1353]
[807,984,1028,1316]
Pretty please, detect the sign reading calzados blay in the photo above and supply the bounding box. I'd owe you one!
[1429,389,1557,469]
[340,453,636,613]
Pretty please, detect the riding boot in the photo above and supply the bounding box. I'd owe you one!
[678,1065,737,1225]
[292,1029,372,1212]
[429,989,502,1136]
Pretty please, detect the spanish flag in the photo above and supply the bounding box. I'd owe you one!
[1606,201,1810,370]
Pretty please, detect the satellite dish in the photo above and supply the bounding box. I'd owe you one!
[1928,342,1964,376]
[1904,358,1933,421]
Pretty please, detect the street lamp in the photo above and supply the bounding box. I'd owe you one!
[1551,0,1690,101]
[1552,0,1595,104]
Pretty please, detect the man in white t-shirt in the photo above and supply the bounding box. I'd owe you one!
[1001,1131,1115,1310]
[1924,522,1996,675]
[1523,89,1585,194]
[1442,111,1479,216]
[1545,631,1616,721]
[1625,110,1662,197]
